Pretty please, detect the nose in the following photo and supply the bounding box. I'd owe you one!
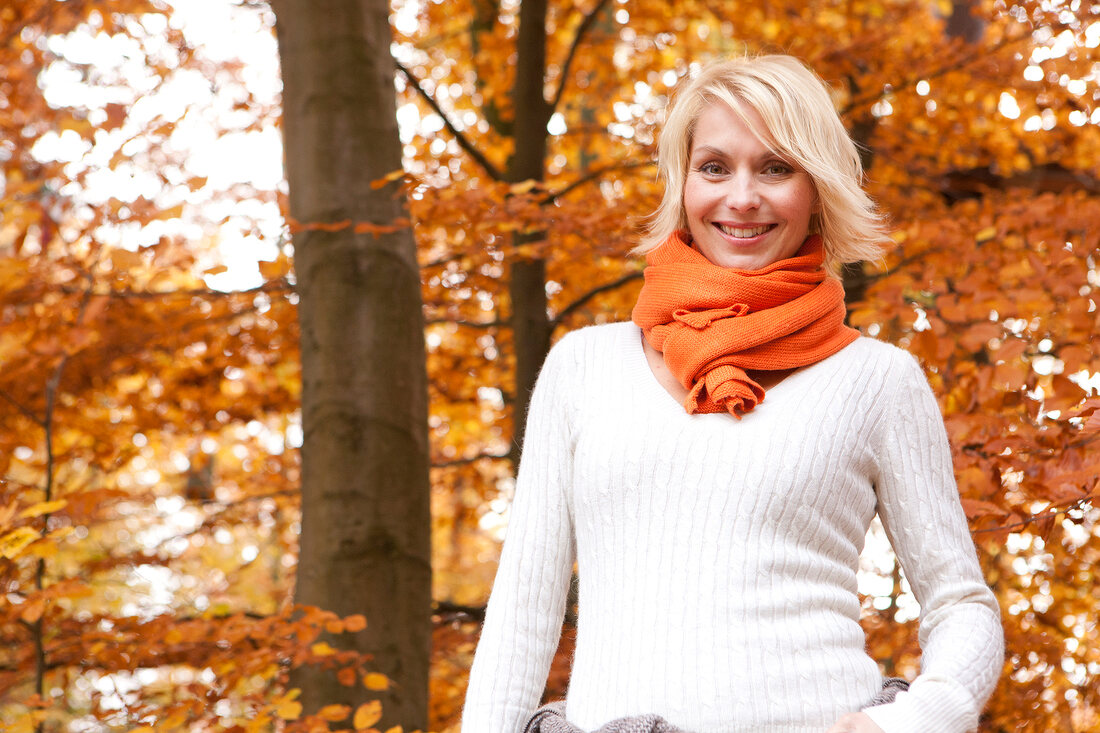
[723,171,760,211]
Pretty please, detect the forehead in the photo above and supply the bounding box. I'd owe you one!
[689,100,778,156]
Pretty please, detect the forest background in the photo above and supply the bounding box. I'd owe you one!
[1,0,1098,731]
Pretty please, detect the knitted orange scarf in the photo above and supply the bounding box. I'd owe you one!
[631,231,859,417]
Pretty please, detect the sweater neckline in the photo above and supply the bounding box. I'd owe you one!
[625,324,854,417]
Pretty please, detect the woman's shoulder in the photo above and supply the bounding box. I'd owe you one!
[839,335,926,381]
[814,336,932,415]
[549,320,638,361]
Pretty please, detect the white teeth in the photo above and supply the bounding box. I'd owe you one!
[718,224,771,238]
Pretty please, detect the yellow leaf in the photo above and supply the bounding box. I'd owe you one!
[109,248,143,271]
[363,673,389,691]
[203,265,228,276]
[344,614,367,632]
[370,168,406,190]
[508,179,540,194]
[353,700,382,729]
[0,527,39,559]
[259,256,290,280]
[155,203,185,221]
[318,704,351,722]
[311,641,337,656]
[18,500,67,520]
[975,226,996,243]
[274,698,302,721]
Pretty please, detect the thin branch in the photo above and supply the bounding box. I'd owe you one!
[552,271,643,326]
[550,0,614,110]
[395,61,505,181]
[433,600,486,622]
[541,159,654,203]
[971,493,1096,535]
[56,281,293,300]
[838,30,1032,116]
[431,451,510,468]
[420,251,471,270]
[0,389,44,427]
[425,317,505,329]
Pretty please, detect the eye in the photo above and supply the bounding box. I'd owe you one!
[764,161,794,176]
[697,161,725,175]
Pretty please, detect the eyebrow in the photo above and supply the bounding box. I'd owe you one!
[690,144,793,166]
[690,145,728,160]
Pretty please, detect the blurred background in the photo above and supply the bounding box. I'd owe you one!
[0,0,1098,730]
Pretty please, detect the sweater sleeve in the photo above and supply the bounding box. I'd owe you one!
[862,352,1004,733]
[461,334,579,733]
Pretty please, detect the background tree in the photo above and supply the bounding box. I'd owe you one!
[0,2,373,730]
[271,0,432,728]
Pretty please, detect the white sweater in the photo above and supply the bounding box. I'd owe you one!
[462,321,1003,733]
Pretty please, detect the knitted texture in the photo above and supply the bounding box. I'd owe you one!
[525,679,908,733]
[461,322,1003,733]
[524,702,687,733]
[631,233,858,416]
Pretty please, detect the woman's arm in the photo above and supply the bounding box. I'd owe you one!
[461,335,579,733]
[862,352,1004,733]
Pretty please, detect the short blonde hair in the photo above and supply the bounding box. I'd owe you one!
[638,55,889,272]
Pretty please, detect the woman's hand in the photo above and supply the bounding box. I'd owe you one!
[825,712,886,733]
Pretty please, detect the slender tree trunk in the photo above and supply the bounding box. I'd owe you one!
[507,0,552,461]
[271,0,431,729]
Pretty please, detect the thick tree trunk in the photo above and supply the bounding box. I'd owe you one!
[271,0,431,729]
[507,0,552,460]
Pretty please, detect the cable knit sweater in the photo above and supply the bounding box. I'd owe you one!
[462,321,1003,733]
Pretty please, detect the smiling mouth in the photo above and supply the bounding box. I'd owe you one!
[716,223,775,238]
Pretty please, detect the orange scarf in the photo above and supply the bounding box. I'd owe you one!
[631,231,859,417]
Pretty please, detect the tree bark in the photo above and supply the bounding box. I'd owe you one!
[271,0,431,729]
[507,0,552,461]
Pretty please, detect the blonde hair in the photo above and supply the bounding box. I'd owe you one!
[637,55,889,272]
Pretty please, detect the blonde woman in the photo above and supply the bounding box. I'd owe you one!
[462,55,1003,733]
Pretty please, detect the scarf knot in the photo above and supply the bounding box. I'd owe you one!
[672,303,750,329]
[631,231,859,417]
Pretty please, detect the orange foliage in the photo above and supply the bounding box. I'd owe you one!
[1,0,1098,731]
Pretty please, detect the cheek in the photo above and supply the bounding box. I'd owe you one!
[682,179,709,220]
[784,184,816,224]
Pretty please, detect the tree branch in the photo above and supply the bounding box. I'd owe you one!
[971,492,1096,535]
[55,281,293,300]
[431,451,510,468]
[550,0,614,110]
[395,61,505,181]
[551,271,643,326]
[424,317,505,328]
[838,30,1032,115]
[433,600,486,622]
[541,159,654,203]
[0,389,44,427]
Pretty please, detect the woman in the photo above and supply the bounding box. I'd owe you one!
[462,55,1003,733]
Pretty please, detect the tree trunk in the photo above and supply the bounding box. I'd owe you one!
[507,0,552,460]
[271,0,431,729]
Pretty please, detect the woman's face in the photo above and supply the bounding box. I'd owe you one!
[682,101,817,271]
